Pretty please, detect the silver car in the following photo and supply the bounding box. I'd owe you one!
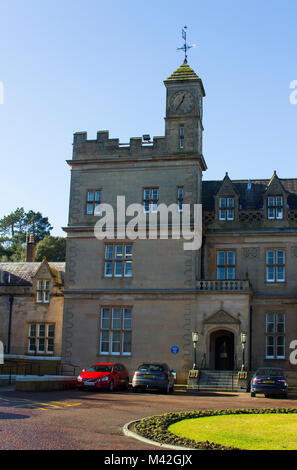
[132,363,175,394]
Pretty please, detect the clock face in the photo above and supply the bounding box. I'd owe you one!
[170,90,194,114]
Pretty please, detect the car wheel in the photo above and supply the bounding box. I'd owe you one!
[251,392,256,397]
[124,378,129,390]
[109,380,115,392]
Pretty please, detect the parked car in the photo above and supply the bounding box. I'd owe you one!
[132,363,175,393]
[250,367,288,398]
[77,363,129,392]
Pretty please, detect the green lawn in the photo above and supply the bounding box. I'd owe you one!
[169,414,297,450]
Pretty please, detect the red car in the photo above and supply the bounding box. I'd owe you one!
[77,362,129,392]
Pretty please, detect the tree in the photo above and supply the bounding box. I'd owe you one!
[0,208,53,261]
[35,236,66,262]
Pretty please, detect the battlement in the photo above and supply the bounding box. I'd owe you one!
[73,130,168,159]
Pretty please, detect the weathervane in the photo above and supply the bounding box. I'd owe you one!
[177,26,196,62]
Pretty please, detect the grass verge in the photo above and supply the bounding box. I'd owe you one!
[134,408,297,450]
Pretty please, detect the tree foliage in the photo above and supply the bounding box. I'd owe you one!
[35,236,66,262]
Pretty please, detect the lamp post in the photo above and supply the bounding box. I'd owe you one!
[240,333,247,371]
[192,332,199,370]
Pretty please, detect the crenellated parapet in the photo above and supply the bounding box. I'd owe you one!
[72,130,168,160]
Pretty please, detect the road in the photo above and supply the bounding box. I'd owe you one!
[0,387,296,450]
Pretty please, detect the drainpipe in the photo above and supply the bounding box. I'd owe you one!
[7,295,14,354]
[249,305,253,371]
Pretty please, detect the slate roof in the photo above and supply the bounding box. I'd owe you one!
[0,262,65,286]
[202,178,297,211]
[165,60,201,82]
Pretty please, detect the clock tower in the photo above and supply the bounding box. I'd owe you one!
[164,59,205,155]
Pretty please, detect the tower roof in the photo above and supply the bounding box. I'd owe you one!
[165,59,200,82]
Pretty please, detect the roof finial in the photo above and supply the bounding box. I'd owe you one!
[177,26,196,63]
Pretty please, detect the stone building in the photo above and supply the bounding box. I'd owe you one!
[62,60,297,383]
[0,238,65,368]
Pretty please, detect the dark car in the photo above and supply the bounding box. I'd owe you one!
[132,363,175,394]
[250,367,288,398]
[77,363,129,392]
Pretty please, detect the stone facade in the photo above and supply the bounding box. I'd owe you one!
[0,259,65,362]
[62,60,297,383]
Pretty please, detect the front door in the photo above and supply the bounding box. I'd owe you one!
[215,333,234,370]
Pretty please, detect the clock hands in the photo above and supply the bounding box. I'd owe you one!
[176,94,185,109]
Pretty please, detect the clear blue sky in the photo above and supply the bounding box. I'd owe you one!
[0,0,296,236]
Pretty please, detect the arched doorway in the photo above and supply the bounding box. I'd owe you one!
[210,330,235,370]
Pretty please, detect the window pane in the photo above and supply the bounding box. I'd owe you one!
[48,325,55,338]
[268,197,275,207]
[178,200,183,212]
[227,251,235,265]
[219,209,226,220]
[227,267,235,280]
[266,336,274,357]
[114,261,123,276]
[266,313,275,333]
[143,190,150,200]
[124,261,132,277]
[95,191,101,202]
[101,308,110,329]
[123,332,132,354]
[115,246,123,259]
[219,198,226,208]
[47,339,54,353]
[29,324,37,337]
[144,201,150,213]
[277,251,285,265]
[268,208,275,219]
[276,336,285,358]
[104,261,113,277]
[266,266,275,282]
[105,245,113,260]
[39,324,46,337]
[217,252,225,266]
[87,203,93,215]
[123,308,132,330]
[112,308,121,329]
[266,251,275,265]
[178,188,183,199]
[227,209,234,220]
[217,267,225,280]
[38,338,45,352]
[152,189,159,200]
[94,204,101,216]
[227,198,234,208]
[29,338,36,352]
[276,197,283,207]
[87,191,94,202]
[100,331,109,353]
[44,291,50,303]
[125,245,133,259]
[276,266,285,282]
[38,280,43,290]
[111,331,121,354]
[277,313,285,333]
[45,281,50,290]
[276,208,283,219]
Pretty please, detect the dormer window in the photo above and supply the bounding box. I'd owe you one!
[267,196,283,220]
[219,198,235,221]
[36,280,50,303]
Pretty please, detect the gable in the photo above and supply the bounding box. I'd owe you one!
[203,309,240,325]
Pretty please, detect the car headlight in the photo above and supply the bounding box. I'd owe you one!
[101,376,109,382]
[77,375,83,382]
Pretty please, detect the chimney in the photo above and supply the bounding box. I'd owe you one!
[26,234,36,262]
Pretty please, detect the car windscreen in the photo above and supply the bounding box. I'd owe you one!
[137,364,165,372]
[87,365,113,373]
[256,369,284,377]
